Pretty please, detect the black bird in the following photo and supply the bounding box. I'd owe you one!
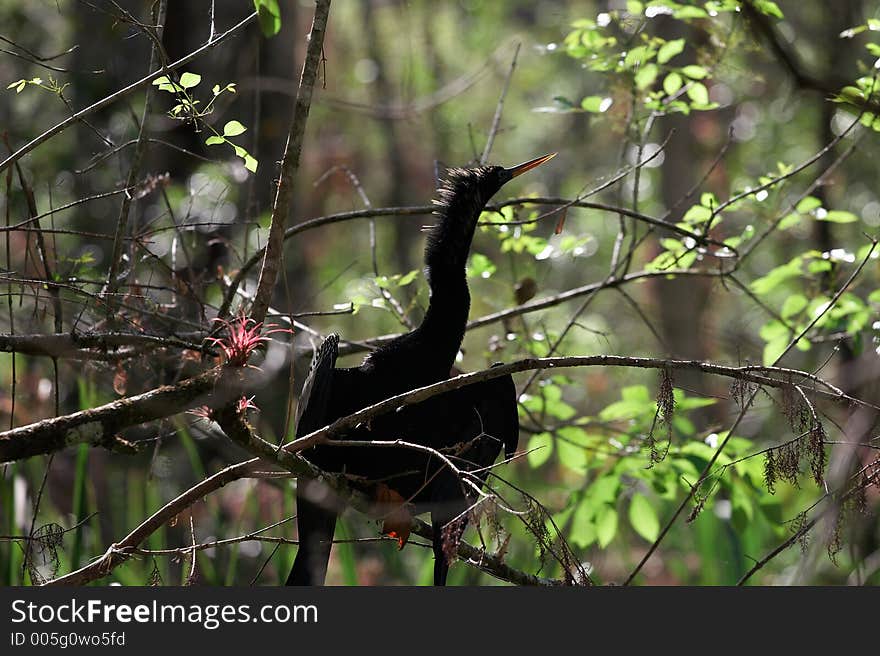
[286,153,556,586]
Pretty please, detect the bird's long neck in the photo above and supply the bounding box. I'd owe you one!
[415,190,484,367]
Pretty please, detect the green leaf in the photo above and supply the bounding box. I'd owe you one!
[687,82,709,105]
[243,154,259,173]
[796,196,822,213]
[205,135,226,146]
[683,204,712,224]
[821,210,858,223]
[751,259,802,295]
[556,427,591,472]
[663,72,683,96]
[526,432,553,468]
[763,335,789,366]
[254,0,282,37]
[759,319,788,342]
[557,439,588,472]
[152,75,182,93]
[681,65,708,79]
[581,95,612,113]
[223,120,247,137]
[596,505,618,548]
[623,385,651,403]
[781,294,808,318]
[179,72,201,89]
[635,63,658,90]
[569,500,598,548]
[777,213,800,230]
[657,38,685,64]
[466,252,497,279]
[754,0,784,18]
[626,0,644,14]
[588,476,620,506]
[674,5,709,19]
[624,45,650,69]
[629,494,660,542]
[599,384,654,421]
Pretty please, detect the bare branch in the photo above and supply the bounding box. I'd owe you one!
[0,367,256,462]
[250,0,332,324]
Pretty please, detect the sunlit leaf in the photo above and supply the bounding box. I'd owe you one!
[596,505,618,548]
[629,494,660,542]
[781,294,808,318]
[635,63,658,89]
[687,82,709,105]
[223,120,247,137]
[179,72,201,89]
[663,72,683,95]
[681,65,708,79]
[526,432,553,468]
[253,0,282,37]
[657,38,685,64]
[821,210,858,223]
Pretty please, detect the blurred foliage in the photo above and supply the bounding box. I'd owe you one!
[1,0,880,587]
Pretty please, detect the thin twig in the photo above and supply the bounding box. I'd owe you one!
[480,43,520,165]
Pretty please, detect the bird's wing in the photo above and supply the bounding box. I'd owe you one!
[295,333,339,437]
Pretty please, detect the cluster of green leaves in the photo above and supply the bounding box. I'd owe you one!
[521,379,768,551]
[6,75,68,96]
[478,206,594,263]
[752,250,875,364]
[152,73,258,173]
[561,2,744,119]
[834,74,880,132]
[338,269,420,314]
[559,1,788,121]
[482,207,549,256]
[644,156,857,275]
[835,18,880,131]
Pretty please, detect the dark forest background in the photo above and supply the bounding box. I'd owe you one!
[2,0,880,586]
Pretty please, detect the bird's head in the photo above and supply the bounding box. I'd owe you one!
[435,153,557,219]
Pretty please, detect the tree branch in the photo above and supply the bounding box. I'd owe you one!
[0,366,255,462]
[249,0,331,324]
[282,355,874,456]
[45,457,266,586]
[104,0,168,301]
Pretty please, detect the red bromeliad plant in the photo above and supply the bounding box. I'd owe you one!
[188,395,259,423]
[206,312,292,367]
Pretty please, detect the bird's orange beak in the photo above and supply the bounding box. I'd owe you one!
[506,152,557,178]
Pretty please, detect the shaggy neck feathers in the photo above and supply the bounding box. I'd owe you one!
[365,166,504,375]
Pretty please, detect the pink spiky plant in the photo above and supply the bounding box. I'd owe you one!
[187,395,260,423]
[206,312,291,367]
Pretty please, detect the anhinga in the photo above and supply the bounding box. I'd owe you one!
[287,153,556,586]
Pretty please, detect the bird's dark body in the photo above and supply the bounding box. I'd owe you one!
[287,156,554,586]
[300,365,518,506]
